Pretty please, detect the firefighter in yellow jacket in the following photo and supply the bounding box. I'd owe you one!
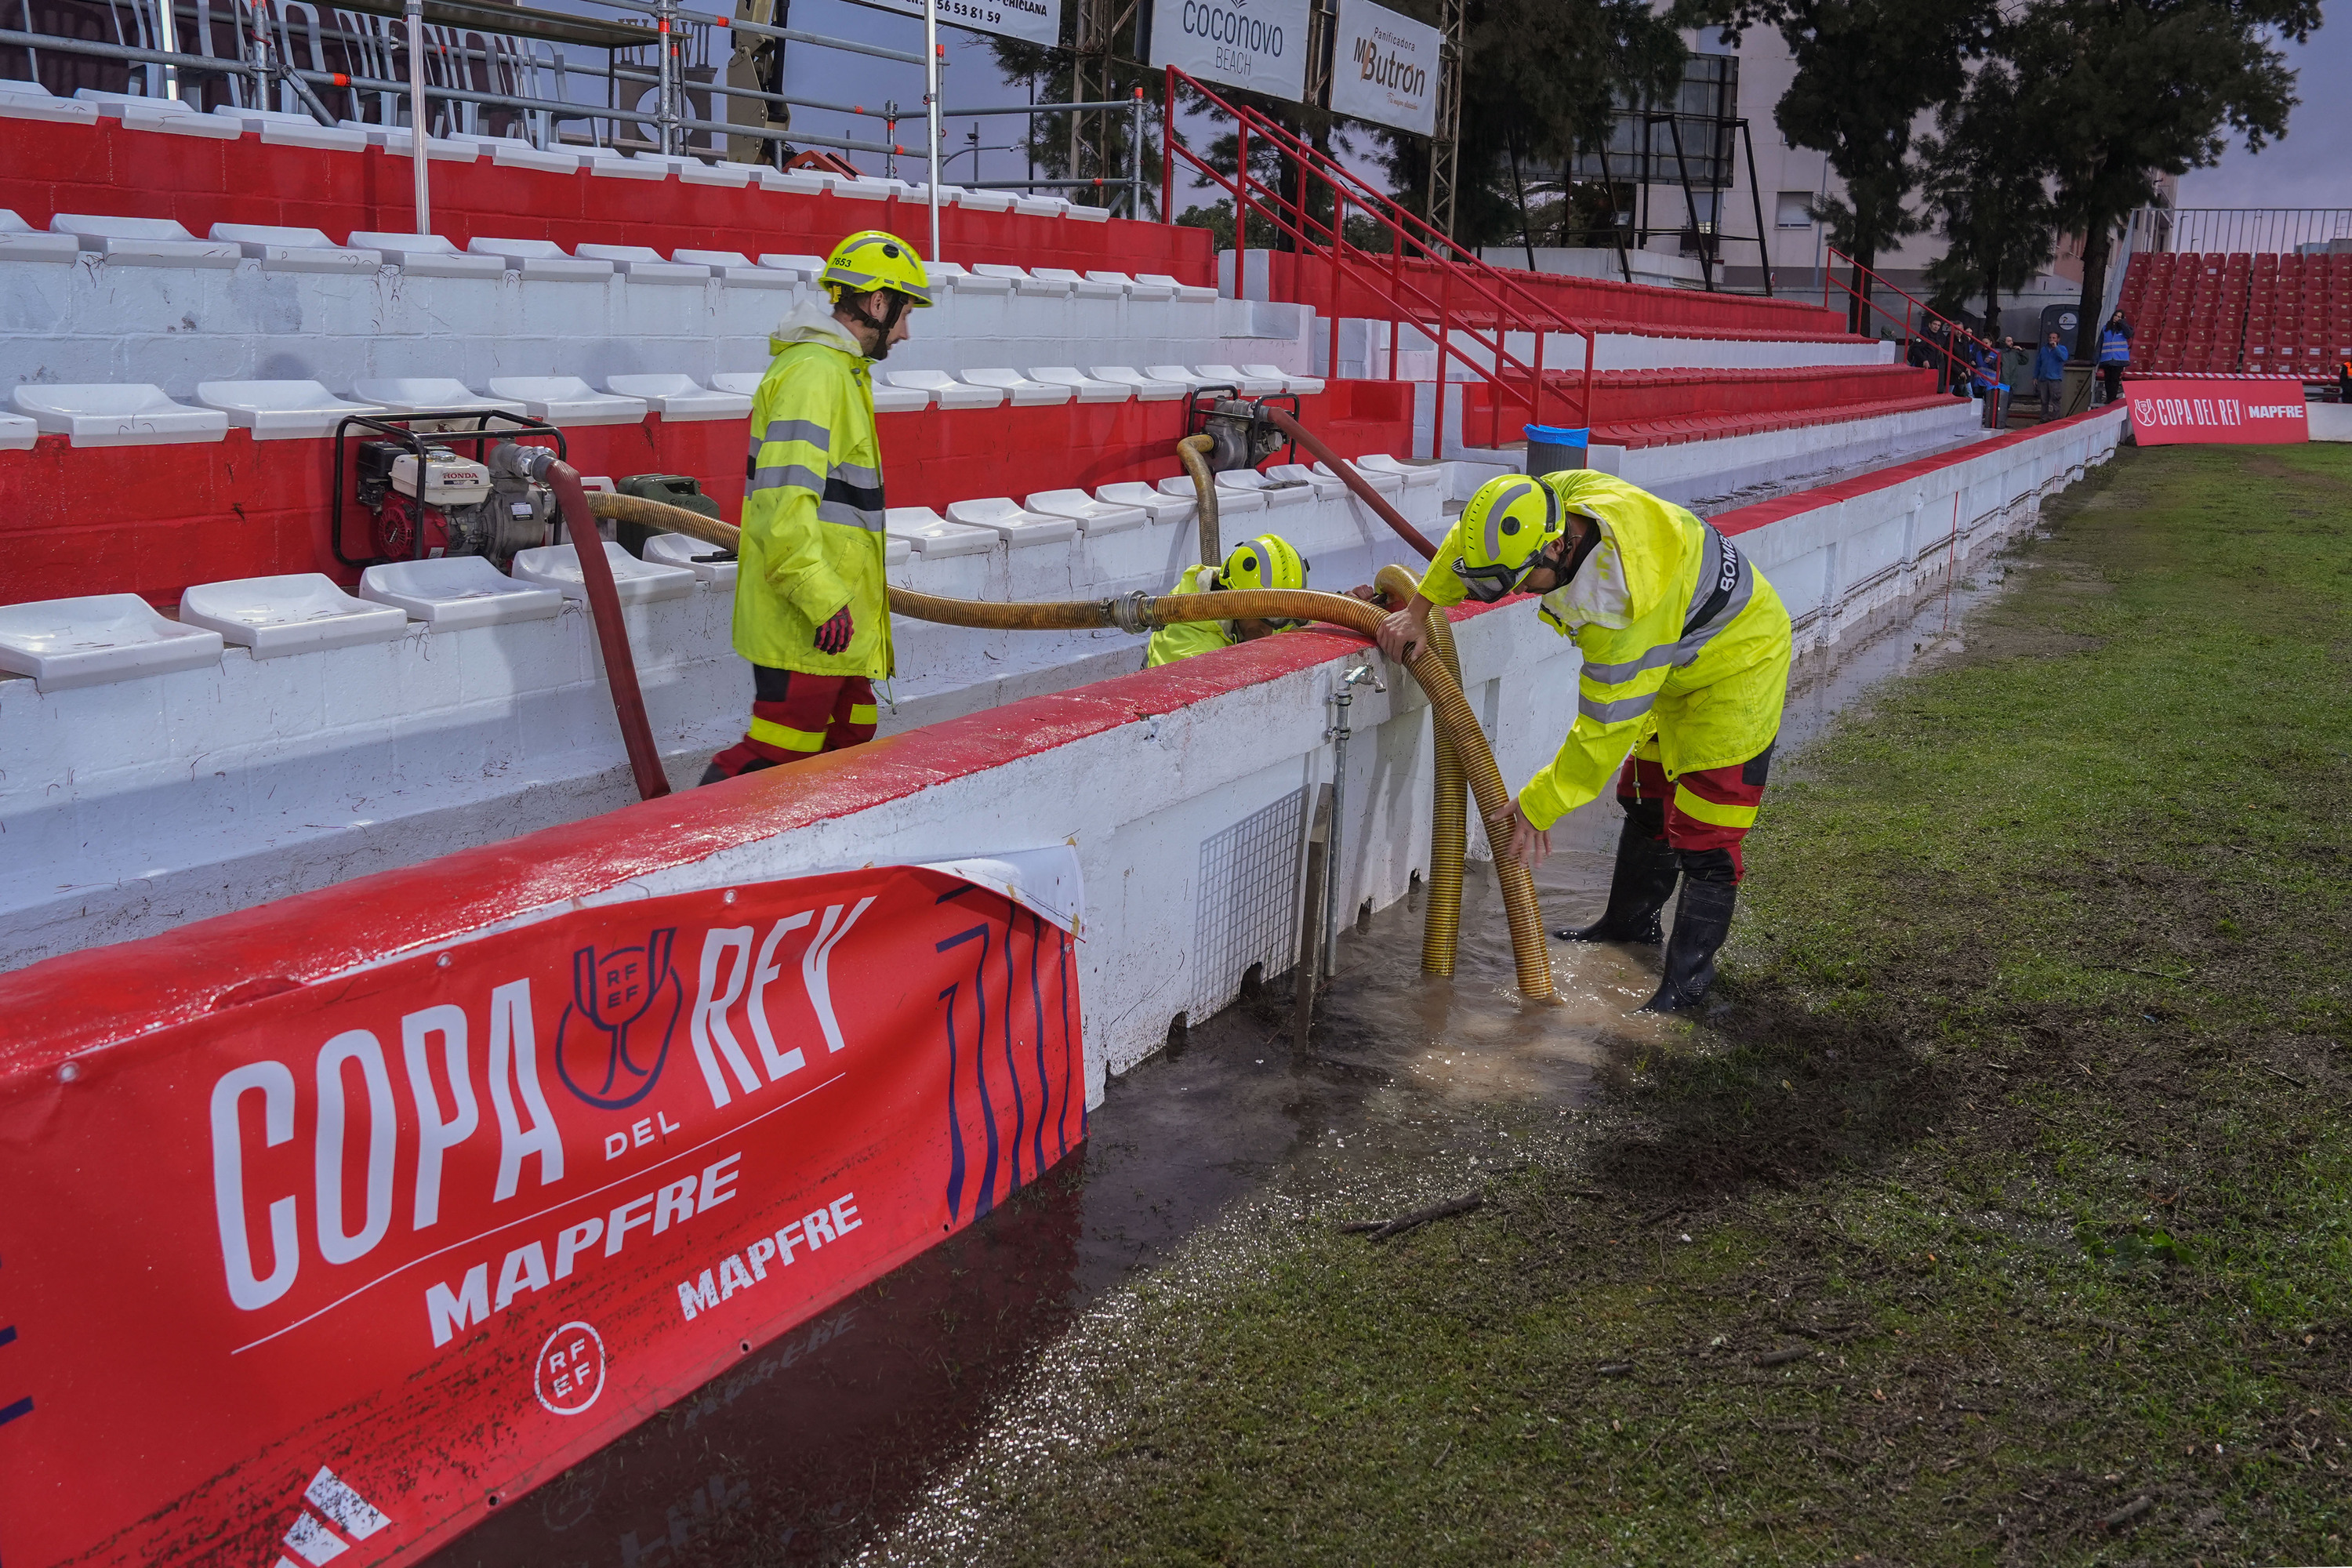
[702,230,929,783]
[1376,470,1792,1012]
[1143,533,1310,666]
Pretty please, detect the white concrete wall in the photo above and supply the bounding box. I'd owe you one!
[1748,410,2127,646]
[0,257,1312,396]
[0,476,1443,971]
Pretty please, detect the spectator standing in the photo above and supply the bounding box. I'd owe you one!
[2035,331,2068,421]
[2096,310,2133,405]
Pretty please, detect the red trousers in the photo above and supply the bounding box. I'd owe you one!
[1617,735,1773,883]
[704,666,878,782]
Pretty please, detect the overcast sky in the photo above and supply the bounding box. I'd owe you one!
[2176,24,2349,209]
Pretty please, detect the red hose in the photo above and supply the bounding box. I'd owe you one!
[1262,406,1437,560]
[546,463,672,802]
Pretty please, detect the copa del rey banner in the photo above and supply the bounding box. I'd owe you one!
[2125,379,2310,445]
[0,858,1083,1568]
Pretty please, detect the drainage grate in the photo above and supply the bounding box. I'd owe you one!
[1189,787,1308,1022]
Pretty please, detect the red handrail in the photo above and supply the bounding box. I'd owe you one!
[1162,66,1598,451]
[1824,245,1984,390]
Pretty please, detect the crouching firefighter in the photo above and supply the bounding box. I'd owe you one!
[703,229,931,783]
[1375,471,1792,1013]
[1144,533,1311,666]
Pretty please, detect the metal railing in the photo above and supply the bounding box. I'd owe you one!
[1163,66,1595,449]
[939,93,1147,217]
[5,0,1148,248]
[2123,206,2352,257]
[1823,246,1984,393]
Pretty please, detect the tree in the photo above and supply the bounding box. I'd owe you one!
[1687,0,1994,331]
[985,31,1163,216]
[2007,0,2318,361]
[1383,0,1685,248]
[1919,63,2056,341]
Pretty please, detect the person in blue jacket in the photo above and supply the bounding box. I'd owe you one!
[2096,310,2133,405]
[2035,330,2069,421]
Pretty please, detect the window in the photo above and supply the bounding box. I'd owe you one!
[1776,192,1815,229]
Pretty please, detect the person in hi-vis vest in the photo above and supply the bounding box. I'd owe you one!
[704,230,930,783]
[1377,472,1793,1013]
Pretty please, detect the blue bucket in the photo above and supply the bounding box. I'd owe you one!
[1524,423,1590,475]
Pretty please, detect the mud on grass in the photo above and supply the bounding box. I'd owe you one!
[862,444,2352,1566]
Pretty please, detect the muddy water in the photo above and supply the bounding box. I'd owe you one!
[422,557,2021,1568]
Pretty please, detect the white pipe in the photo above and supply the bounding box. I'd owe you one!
[154,0,180,98]
[924,0,941,263]
[405,0,430,231]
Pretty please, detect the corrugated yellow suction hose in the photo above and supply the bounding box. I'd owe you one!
[1176,433,1221,566]
[1374,564,1465,978]
[583,493,1556,1003]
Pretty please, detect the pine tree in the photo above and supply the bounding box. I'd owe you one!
[2007,0,2317,361]
[1920,63,2057,342]
[1690,0,1995,330]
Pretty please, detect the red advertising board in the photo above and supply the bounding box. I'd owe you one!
[0,865,1082,1568]
[2125,379,2310,444]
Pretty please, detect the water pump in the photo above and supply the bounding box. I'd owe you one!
[331,411,568,570]
[1185,387,1301,473]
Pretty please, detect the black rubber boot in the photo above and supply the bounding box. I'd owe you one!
[1554,821,1679,944]
[1639,877,1738,1014]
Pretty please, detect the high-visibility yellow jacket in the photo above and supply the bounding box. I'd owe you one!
[1418,470,1791,829]
[731,301,892,677]
[1144,563,1233,666]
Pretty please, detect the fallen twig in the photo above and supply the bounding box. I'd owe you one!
[2260,1063,2309,1090]
[1638,1200,1689,1226]
[1344,1192,1483,1242]
[2094,964,2194,982]
[1597,1362,1635,1377]
[1754,1348,1812,1368]
[2103,1495,2153,1531]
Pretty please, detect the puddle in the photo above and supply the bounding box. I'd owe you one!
[422,539,2031,1568]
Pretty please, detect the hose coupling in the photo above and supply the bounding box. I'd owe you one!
[1105,590,1156,636]
[492,439,558,485]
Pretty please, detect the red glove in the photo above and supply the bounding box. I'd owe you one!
[813,604,855,655]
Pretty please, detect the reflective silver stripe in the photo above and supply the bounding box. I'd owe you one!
[823,264,880,289]
[749,462,825,494]
[1580,643,1683,684]
[1582,565,1760,684]
[1480,478,1537,564]
[761,418,833,450]
[832,459,883,489]
[817,500,887,532]
[1578,689,1657,725]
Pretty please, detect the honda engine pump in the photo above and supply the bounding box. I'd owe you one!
[356,437,554,564]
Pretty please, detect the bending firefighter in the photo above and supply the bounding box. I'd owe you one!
[704,230,930,782]
[1144,533,1311,666]
[1377,471,1792,1013]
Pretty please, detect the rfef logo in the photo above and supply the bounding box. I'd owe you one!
[556,931,683,1110]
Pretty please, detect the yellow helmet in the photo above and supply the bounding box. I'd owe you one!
[1451,474,1563,602]
[1218,533,1308,594]
[819,229,932,307]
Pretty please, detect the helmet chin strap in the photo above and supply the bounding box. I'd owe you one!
[843,289,911,361]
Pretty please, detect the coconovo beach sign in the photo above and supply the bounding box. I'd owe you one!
[1150,0,1310,101]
